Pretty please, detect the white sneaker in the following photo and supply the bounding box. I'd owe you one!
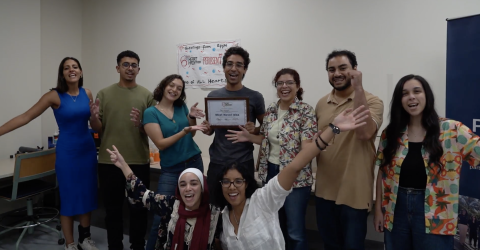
[65,242,79,250]
[78,237,99,250]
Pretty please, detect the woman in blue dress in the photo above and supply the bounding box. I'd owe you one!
[0,57,100,250]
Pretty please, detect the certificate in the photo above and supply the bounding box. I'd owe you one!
[205,97,250,128]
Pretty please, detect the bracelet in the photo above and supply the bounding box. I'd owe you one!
[315,137,326,151]
[183,128,189,134]
[189,115,196,119]
[318,136,329,146]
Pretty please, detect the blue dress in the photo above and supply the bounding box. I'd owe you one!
[53,87,98,216]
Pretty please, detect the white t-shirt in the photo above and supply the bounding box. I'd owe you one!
[220,176,292,249]
[267,109,288,164]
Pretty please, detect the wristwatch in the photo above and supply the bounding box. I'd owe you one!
[329,123,341,134]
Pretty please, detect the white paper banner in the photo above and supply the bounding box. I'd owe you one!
[177,39,241,89]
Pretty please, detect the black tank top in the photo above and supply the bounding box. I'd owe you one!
[399,142,427,189]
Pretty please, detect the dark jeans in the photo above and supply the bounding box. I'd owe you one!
[315,197,368,250]
[98,163,150,250]
[384,187,453,250]
[470,231,478,248]
[265,162,311,250]
[145,154,204,250]
[207,159,254,204]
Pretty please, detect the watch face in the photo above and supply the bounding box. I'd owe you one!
[330,123,340,134]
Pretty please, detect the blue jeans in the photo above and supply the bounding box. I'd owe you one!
[384,187,453,250]
[145,154,204,250]
[315,197,368,250]
[265,162,311,250]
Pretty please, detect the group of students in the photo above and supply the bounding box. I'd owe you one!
[0,46,479,250]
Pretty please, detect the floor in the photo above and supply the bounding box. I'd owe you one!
[0,170,385,250]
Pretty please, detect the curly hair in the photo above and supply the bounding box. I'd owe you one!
[222,46,251,70]
[153,74,186,107]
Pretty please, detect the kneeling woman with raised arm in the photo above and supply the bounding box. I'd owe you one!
[108,147,221,250]
[212,105,370,249]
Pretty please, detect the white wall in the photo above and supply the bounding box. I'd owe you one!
[81,0,480,168]
[0,0,42,214]
[0,0,82,215]
[40,0,83,148]
[80,0,480,242]
[0,1,42,158]
[1,0,479,240]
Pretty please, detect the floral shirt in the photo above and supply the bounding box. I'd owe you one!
[376,118,480,235]
[125,175,222,250]
[258,98,317,188]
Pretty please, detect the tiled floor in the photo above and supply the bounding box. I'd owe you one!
[0,221,130,250]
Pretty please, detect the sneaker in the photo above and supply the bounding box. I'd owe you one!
[65,243,79,250]
[78,237,99,250]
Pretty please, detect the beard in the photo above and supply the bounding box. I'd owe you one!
[329,78,352,91]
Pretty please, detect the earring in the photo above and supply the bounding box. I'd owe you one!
[80,75,83,78]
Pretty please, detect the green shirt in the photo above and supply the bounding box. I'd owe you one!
[96,83,155,164]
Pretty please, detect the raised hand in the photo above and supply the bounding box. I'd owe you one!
[106,145,125,169]
[130,107,141,127]
[332,105,369,132]
[244,121,255,134]
[225,126,251,143]
[89,98,100,119]
[348,70,363,90]
[189,102,205,119]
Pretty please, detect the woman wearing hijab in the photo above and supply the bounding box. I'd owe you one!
[108,145,221,250]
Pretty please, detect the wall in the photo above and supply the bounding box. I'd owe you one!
[80,0,480,242]
[81,0,480,159]
[0,0,82,215]
[0,0,42,214]
[0,1,42,159]
[40,0,83,148]
[1,0,479,241]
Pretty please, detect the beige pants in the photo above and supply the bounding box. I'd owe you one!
[459,224,468,244]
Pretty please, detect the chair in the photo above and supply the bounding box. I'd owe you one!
[0,148,64,249]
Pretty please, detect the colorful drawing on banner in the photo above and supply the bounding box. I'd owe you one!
[177,39,241,88]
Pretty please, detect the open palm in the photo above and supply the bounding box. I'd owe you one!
[225,126,250,143]
[332,105,370,132]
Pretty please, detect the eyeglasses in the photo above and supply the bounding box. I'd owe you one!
[220,178,246,188]
[275,80,296,88]
[225,62,245,69]
[121,62,139,69]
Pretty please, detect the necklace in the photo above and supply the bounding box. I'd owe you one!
[232,210,240,225]
[67,92,79,102]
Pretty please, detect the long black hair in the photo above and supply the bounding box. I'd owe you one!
[210,162,259,209]
[381,74,443,170]
[53,57,83,93]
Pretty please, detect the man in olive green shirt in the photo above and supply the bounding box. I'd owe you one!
[94,50,155,250]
